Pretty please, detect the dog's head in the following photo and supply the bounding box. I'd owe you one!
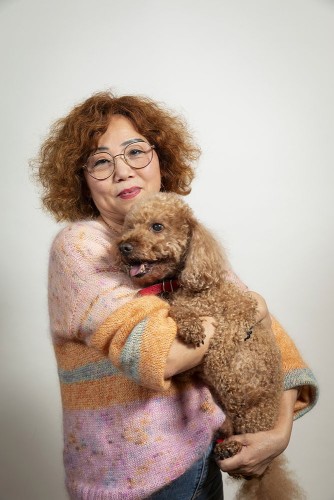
[112,192,227,290]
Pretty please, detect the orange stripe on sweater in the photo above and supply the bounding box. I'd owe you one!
[54,342,106,370]
[59,375,189,410]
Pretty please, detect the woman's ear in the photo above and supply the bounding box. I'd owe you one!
[180,221,227,291]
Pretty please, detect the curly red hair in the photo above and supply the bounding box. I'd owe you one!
[33,91,200,221]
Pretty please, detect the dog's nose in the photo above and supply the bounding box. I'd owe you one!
[119,242,133,255]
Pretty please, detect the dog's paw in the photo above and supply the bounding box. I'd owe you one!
[177,320,206,347]
[214,440,243,460]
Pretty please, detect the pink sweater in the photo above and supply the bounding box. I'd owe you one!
[49,220,318,499]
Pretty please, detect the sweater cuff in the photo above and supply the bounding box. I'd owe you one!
[284,367,319,420]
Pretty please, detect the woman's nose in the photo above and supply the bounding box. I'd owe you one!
[113,155,134,181]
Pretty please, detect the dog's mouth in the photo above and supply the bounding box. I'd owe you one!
[126,261,156,278]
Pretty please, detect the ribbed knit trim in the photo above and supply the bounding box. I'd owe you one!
[284,367,319,420]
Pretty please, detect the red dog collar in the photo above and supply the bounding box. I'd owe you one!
[138,279,179,296]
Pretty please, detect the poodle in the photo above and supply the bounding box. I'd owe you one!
[112,192,304,499]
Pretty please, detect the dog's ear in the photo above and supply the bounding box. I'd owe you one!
[180,221,227,291]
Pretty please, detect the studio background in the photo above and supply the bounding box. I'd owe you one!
[1,0,333,499]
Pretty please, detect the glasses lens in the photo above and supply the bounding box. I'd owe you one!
[86,152,114,179]
[124,141,153,169]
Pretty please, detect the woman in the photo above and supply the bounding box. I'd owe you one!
[35,91,318,499]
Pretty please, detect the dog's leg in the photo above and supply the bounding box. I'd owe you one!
[169,303,207,347]
[214,439,243,461]
[214,418,243,460]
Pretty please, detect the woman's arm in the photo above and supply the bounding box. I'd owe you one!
[90,291,271,390]
[217,389,298,477]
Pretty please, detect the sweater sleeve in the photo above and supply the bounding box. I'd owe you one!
[225,269,319,419]
[90,296,177,391]
[48,221,177,390]
[271,317,319,419]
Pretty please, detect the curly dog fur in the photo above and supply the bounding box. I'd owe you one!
[112,192,304,499]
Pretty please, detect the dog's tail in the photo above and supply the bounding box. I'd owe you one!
[235,455,306,500]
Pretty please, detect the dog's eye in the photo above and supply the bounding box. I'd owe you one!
[151,223,164,232]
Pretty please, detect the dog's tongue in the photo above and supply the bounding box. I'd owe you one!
[129,263,146,277]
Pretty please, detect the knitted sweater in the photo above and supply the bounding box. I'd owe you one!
[49,220,318,500]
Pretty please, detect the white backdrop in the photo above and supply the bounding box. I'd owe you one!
[1,0,333,499]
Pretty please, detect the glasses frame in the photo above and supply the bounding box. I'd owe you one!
[83,140,156,181]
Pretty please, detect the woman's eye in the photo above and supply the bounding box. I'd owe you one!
[94,158,110,168]
[151,223,164,232]
[87,154,113,171]
[127,147,145,158]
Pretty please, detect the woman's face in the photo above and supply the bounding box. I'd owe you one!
[84,114,161,225]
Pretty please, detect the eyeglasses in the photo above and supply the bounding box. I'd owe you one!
[83,140,155,180]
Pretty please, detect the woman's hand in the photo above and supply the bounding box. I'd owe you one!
[217,389,298,477]
[216,428,288,477]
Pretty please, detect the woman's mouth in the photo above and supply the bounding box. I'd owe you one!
[118,187,141,200]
